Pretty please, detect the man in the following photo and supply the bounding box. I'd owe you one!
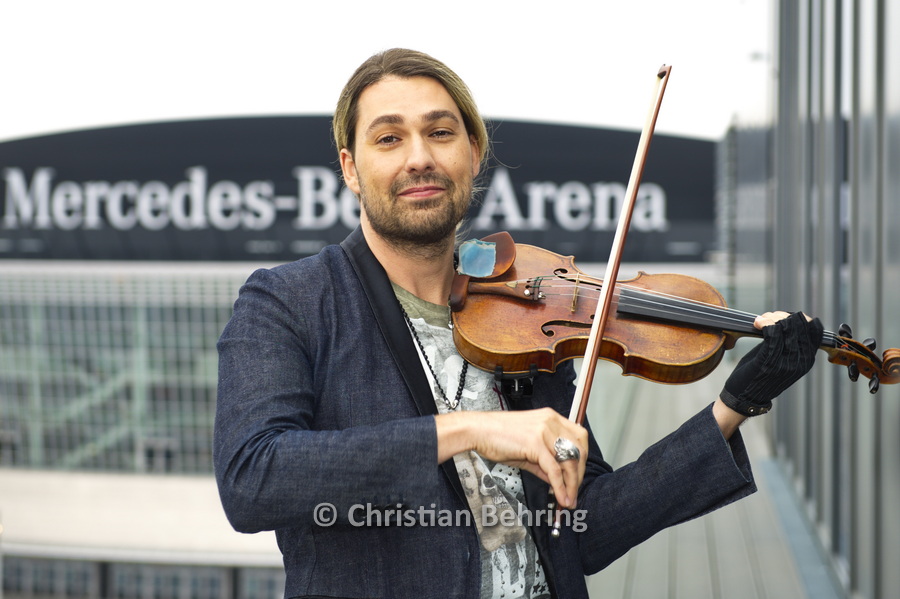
[214,48,822,599]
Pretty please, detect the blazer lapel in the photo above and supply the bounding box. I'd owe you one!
[340,227,467,503]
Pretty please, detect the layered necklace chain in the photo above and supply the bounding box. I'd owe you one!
[400,305,468,410]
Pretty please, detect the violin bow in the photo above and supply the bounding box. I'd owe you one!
[551,65,671,539]
[568,65,672,426]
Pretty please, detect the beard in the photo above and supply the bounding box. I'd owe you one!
[358,172,472,254]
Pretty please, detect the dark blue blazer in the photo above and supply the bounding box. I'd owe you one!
[214,227,756,598]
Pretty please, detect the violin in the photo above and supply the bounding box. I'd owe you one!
[449,231,900,393]
[451,64,897,538]
[450,64,898,405]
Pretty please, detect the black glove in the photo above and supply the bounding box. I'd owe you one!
[720,311,824,416]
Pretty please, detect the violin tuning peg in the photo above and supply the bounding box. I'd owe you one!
[839,323,853,338]
[848,362,860,382]
[868,374,880,394]
[863,337,877,351]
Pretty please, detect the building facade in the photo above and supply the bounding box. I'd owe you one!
[720,1,900,597]
[0,262,286,598]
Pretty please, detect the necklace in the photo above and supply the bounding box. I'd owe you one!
[400,305,468,410]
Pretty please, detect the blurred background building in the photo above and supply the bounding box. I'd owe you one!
[0,262,286,598]
[2,1,899,598]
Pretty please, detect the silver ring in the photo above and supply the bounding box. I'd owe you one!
[554,437,580,462]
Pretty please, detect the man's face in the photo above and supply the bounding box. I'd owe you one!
[340,76,481,249]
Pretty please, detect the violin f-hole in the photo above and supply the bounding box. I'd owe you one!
[542,318,594,337]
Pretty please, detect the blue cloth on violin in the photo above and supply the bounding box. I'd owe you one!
[457,238,496,278]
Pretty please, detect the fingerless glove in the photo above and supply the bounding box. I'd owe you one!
[720,312,824,416]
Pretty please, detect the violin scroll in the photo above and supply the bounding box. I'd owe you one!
[824,323,900,393]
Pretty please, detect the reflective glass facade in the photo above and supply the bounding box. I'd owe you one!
[722,1,900,597]
[2,556,284,599]
[0,262,284,599]
[0,263,250,473]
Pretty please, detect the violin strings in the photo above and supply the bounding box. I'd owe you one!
[527,276,757,329]
[513,275,839,346]
[618,289,759,334]
[530,275,748,318]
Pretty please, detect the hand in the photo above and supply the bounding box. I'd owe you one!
[435,408,587,508]
[720,311,823,416]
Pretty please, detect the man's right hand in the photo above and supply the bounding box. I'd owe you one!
[435,408,587,509]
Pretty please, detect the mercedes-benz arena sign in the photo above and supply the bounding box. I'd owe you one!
[0,116,714,262]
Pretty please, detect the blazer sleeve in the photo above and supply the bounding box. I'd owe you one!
[576,402,755,573]
[213,266,445,534]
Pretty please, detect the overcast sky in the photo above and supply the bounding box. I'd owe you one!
[1,1,772,143]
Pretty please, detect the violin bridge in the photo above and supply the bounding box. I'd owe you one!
[570,274,580,313]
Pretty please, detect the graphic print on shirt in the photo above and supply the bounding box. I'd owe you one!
[404,311,550,599]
